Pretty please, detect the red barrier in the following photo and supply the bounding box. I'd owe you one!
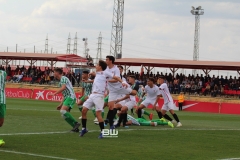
[220,103,240,114]
[5,88,240,115]
[182,101,220,113]
[32,89,82,102]
[5,88,32,99]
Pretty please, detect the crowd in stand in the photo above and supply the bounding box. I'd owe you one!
[0,64,79,86]
[1,65,240,98]
[124,70,240,97]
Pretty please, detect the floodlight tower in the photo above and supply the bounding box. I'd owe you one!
[67,33,71,54]
[191,6,204,75]
[110,0,124,59]
[96,32,103,64]
[83,38,89,58]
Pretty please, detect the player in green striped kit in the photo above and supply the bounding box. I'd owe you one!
[77,71,104,121]
[0,70,7,146]
[49,68,80,132]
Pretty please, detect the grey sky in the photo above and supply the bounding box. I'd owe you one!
[0,0,239,76]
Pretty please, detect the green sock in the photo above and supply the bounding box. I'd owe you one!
[156,121,168,125]
[64,118,75,127]
[101,111,104,118]
[114,115,117,119]
[143,110,150,116]
[141,116,147,120]
[139,122,151,126]
[92,108,96,117]
[151,119,168,125]
[78,106,83,112]
[64,112,77,127]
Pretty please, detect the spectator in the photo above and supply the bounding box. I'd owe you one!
[178,92,184,111]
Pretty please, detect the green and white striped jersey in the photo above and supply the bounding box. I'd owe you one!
[59,76,76,99]
[0,70,7,104]
[81,81,92,96]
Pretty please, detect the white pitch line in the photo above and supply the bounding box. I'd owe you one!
[0,131,68,136]
[0,150,76,160]
[7,108,79,113]
[218,158,240,160]
[1,128,240,136]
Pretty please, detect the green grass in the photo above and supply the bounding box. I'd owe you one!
[0,98,240,160]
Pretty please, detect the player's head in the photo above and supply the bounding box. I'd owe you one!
[82,70,89,80]
[118,65,123,74]
[128,75,136,85]
[158,76,165,84]
[96,60,107,71]
[54,68,63,80]
[106,55,115,65]
[147,77,155,86]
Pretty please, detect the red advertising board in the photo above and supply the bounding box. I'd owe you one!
[32,89,82,102]
[5,88,32,99]
[5,88,240,115]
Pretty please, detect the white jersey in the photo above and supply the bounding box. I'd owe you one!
[159,83,173,104]
[122,77,126,82]
[105,65,122,92]
[144,85,161,100]
[92,71,113,95]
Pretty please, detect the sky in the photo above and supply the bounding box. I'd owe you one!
[0,0,239,76]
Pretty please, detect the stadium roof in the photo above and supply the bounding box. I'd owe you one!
[0,52,87,62]
[115,58,240,71]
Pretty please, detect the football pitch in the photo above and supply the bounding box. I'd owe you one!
[0,98,240,160]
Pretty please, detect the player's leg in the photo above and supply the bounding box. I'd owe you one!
[92,107,98,122]
[80,96,94,137]
[121,107,128,127]
[130,108,134,115]
[77,95,86,112]
[169,109,182,127]
[136,99,149,118]
[142,109,153,120]
[78,96,87,119]
[112,102,123,127]
[60,98,80,132]
[0,104,6,146]
[106,93,116,128]
[166,102,182,126]
[140,122,157,126]
[151,119,173,127]
[93,95,105,138]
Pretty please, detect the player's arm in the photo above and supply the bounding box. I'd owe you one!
[153,95,161,111]
[57,99,64,110]
[82,79,94,83]
[115,95,130,103]
[51,84,66,96]
[108,68,121,83]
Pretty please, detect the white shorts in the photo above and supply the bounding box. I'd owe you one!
[124,101,136,110]
[162,102,175,111]
[83,94,104,111]
[141,98,155,108]
[108,87,132,102]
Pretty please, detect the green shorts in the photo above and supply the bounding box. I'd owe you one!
[63,97,76,109]
[0,104,6,118]
[79,95,88,102]
[104,96,109,103]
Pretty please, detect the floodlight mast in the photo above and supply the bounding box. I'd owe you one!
[191,6,204,76]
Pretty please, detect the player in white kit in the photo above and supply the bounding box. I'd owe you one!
[154,76,182,127]
[80,60,127,138]
[114,75,139,127]
[136,77,161,118]
[105,56,134,129]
